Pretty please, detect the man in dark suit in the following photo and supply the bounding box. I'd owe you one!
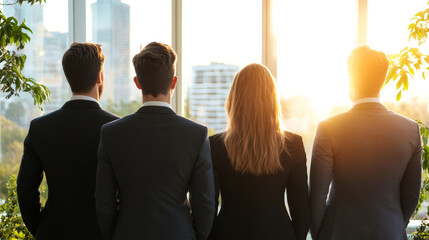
[17,42,119,239]
[310,45,422,240]
[95,42,215,240]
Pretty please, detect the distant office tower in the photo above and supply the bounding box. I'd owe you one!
[92,0,131,104]
[42,31,69,113]
[187,63,239,133]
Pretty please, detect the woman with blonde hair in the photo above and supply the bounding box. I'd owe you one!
[208,63,310,240]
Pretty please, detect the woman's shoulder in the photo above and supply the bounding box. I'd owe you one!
[209,132,226,152]
[208,132,229,167]
[209,132,225,144]
[283,130,303,145]
[281,130,306,165]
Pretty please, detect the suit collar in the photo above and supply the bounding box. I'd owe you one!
[61,100,101,110]
[136,106,176,114]
[142,101,172,108]
[70,95,99,103]
[352,97,380,106]
[350,102,387,112]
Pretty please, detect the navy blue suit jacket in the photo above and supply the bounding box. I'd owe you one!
[17,100,119,239]
[310,103,422,240]
[95,106,215,240]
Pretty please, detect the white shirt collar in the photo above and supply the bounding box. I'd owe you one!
[70,95,99,104]
[142,101,171,109]
[353,97,381,106]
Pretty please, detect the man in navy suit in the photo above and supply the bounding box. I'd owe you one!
[95,42,215,240]
[17,42,119,239]
[310,46,422,240]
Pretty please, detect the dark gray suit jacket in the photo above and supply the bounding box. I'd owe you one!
[310,102,422,240]
[17,100,119,239]
[95,106,215,240]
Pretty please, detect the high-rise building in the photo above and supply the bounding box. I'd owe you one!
[187,63,239,133]
[91,0,131,104]
[42,30,69,113]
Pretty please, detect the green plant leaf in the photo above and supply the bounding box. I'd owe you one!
[396,91,402,101]
[409,66,415,75]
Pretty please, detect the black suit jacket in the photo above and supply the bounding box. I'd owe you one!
[208,132,311,240]
[310,103,422,240]
[17,100,119,239]
[95,106,215,240]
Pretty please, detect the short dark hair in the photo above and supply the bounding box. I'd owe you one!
[62,42,105,93]
[348,45,389,96]
[132,42,177,97]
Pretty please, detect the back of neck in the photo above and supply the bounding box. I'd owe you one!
[143,94,170,104]
[72,92,99,101]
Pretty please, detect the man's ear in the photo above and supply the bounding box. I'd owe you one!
[134,76,142,90]
[170,76,178,90]
[97,70,103,85]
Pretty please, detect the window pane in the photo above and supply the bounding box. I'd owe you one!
[367,0,429,102]
[276,0,355,151]
[86,0,171,107]
[1,0,70,120]
[0,0,70,201]
[367,0,427,54]
[183,0,262,134]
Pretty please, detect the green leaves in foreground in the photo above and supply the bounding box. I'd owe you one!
[14,0,46,5]
[0,49,50,106]
[415,121,429,217]
[385,6,429,101]
[413,121,429,240]
[386,47,427,101]
[419,121,429,170]
[0,0,50,108]
[0,174,35,240]
[412,220,429,240]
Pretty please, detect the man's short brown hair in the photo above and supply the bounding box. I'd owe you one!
[348,45,389,96]
[132,42,177,97]
[62,42,105,93]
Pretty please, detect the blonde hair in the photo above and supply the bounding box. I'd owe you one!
[224,63,286,175]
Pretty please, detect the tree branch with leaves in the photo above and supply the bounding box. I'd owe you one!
[386,5,429,101]
[0,0,49,107]
[0,1,49,239]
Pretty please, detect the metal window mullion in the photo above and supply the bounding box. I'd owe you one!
[356,0,367,46]
[172,0,183,115]
[69,0,86,43]
[262,0,277,80]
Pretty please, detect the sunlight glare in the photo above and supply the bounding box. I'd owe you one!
[275,0,355,113]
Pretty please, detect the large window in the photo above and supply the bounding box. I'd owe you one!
[1,1,428,222]
[1,0,70,121]
[275,0,355,152]
[182,0,262,134]
[0,0,70,199]
[368,0,429,102]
